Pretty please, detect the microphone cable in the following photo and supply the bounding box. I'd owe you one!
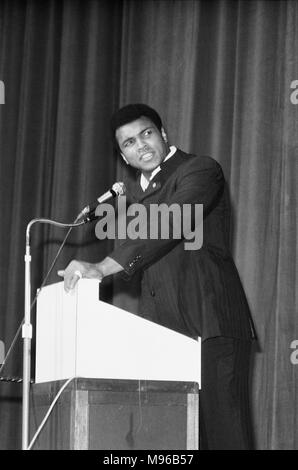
[27,375,76,450]
[0,215,86,380]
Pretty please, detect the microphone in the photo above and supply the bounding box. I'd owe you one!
[77,182,126,221]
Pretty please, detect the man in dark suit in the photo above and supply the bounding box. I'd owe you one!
[58,103,256,449]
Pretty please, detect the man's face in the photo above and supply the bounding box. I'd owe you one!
[115,116,169,178]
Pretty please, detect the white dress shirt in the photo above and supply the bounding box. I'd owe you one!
[140,146,177,191]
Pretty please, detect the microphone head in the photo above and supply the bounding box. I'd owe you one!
[112,181,126,196]
[77,182,126,222]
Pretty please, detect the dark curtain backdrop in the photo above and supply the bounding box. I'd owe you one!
[0,0,297,450]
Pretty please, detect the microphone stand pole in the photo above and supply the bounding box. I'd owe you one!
[21,217,85,450]
[21,223,33,450]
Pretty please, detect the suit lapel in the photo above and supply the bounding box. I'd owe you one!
[126,149,189,203]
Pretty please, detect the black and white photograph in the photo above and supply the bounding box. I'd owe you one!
[0,0,297,452]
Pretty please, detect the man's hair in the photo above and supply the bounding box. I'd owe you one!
[110,103,163,149]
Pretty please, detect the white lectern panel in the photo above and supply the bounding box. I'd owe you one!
[35,279,200,385]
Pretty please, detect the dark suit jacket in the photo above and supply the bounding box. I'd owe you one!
[110,149,256,341]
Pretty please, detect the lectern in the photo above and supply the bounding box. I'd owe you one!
[31,279,200,449]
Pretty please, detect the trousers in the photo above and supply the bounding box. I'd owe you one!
[199,336,254,450]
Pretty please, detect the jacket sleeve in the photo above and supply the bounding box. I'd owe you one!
[109,156,224,277]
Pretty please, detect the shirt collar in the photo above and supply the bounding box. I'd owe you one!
[140,146,177,191]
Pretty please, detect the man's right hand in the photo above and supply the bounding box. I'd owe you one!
[57,256,124,293]
[57,260,104,293]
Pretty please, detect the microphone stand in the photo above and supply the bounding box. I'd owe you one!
[22,216,85,450]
